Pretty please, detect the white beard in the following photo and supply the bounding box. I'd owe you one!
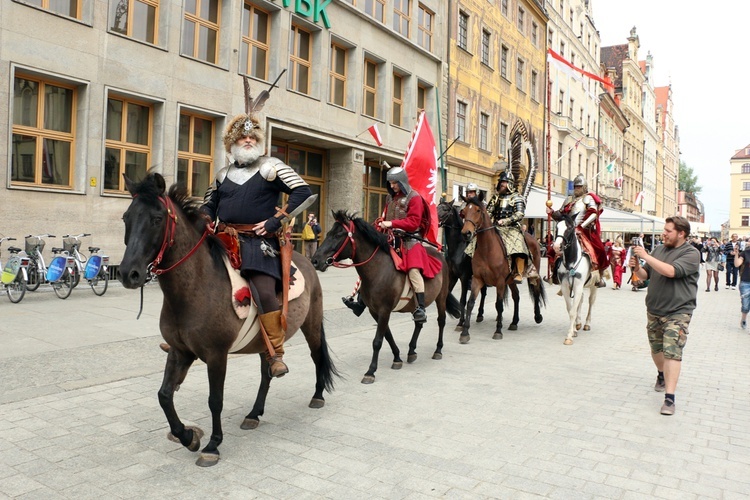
[230,143,262,166]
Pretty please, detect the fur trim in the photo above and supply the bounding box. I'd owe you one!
[223,113,266,152]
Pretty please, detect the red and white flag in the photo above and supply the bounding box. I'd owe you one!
[614,177,623,189]
[547,48,614,90]
[402,111,440,248]
[634,191,645,206]
[368,123,383,146]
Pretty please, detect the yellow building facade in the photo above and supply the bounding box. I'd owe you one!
[729,145,750,236]
[445,0,548,200]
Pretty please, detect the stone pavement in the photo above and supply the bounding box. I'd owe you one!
[0,264,748,499]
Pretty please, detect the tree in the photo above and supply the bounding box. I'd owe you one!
[678,161,701,194]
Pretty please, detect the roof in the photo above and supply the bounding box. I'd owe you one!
[731,145,750,160]
[600,44,628,90]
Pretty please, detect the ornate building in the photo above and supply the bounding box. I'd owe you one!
[655,84,680,218]
[729,145,750,235]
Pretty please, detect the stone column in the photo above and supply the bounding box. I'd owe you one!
[327,147,364,228]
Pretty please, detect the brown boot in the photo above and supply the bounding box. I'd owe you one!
[259,311,289,378]
[514,257,525,283]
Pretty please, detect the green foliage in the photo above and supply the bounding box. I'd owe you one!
[678,161,701,194]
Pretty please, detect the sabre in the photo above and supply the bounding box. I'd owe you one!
[280,194,318,226]
[392,229,440,248]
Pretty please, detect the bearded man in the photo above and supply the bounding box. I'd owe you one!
[201,113,312,378]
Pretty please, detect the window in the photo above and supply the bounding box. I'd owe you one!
[559,41,565,58]
[743,216,749,227]
[363,59,378,117]
[479,113,489,151]
[516,58,525,91]
[531,22,538,47]
[481,30,491,66]
[456,101,466,141]
[392,73,403,127]
[517,7,524,33]
[329,43,347,107]
[499,122,508,157]
[501,0,508,16]
[393,0,410,37]
[568,98,574,119]
[110,0,159,44]
[177,112,214,198]
[417,4,433,51]
[417,83,427,114]
[182,0,220,64]
[240,2,269,79]
[457,11,468,50]
[548,28,554,47]
[500,45,509,79]
[104,95,152,192]
[289,24,312,95]
[744,198,750,209]
[23,0,81,18]
[743,181,750,191]
[569,8,573,24]
[742,163,750,174]
[365,0,385,22]
[11,75,76,187]
[530,70,538,101]
[558,91,564,114]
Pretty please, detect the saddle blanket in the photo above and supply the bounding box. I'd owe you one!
[223,256,305,354]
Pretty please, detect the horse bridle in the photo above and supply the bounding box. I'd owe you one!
[147,195,210,277]
[325,219,380,268]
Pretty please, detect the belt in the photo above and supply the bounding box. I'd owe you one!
[217,222,260,237]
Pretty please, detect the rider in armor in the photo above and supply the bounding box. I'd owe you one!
[201,111,313,378]
[486,170,538,283]
[378,166,441,324]
[547,173,608,286]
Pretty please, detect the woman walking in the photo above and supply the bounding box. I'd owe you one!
[704,237,721,292]
[610,236,626,289]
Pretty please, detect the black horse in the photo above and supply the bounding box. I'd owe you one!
[312,211,460,383]
[436,201,488,327]
[118,173,338,466]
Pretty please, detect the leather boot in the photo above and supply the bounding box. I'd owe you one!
[342,295,366,316]
[413,292,427,324]
[259,311,289,378]
[552,258,561,285]
[514,257,525,283]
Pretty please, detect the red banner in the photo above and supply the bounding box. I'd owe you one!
[548,48,614,89]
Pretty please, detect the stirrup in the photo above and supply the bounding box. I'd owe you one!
[268,358,289,378]
[412,307,427,324]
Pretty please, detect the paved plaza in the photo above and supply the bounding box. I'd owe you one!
[0,263,748,499]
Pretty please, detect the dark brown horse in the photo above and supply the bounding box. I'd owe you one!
[118,173,338,467]
[311,211,460,384]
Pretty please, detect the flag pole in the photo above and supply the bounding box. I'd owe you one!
[437,136,460,161]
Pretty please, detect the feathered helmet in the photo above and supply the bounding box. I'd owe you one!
[573,173,587,189]
[222,74,281,153]
[496,170,516,192]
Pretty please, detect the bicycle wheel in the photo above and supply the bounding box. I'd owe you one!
[52,269,73,299]
[6,276,26,303]
[71,265,81,288]
[26,261,41,291]
[90,269,109,296]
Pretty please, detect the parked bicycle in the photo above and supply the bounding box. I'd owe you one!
[25,234,76,299]
[61,234,110,296]
[0,236,29,303]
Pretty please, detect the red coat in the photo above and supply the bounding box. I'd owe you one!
[388,194,442,278]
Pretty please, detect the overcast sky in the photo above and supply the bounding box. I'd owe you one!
[591,1,750,229]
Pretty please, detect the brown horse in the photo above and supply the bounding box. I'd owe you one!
[311,210,461,384]
[118,173,338,467]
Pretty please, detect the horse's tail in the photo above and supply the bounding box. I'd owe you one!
[446,293,462,319]
[316,322,341,393]
[528,278,547,307]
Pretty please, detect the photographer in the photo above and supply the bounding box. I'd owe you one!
[301,213,322,259]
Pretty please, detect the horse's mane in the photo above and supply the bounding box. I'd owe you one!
[332,210,392,254]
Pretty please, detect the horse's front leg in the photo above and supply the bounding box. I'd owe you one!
[509,284,520,331]
[477,285,487,322]
[363,313,393,384]
[457,276,469,329]
[241,354,272,430]
[433,296,446,360]
[493,294,503,340]
[563,283,581,345]
[194,353,228,467]
[160,350,203,453]
[583,282,598,331]
[460,280,482,343]
[407,322,423,363]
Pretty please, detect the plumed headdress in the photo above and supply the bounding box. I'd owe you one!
[222,73,285,152]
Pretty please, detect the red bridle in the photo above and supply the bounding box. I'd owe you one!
[148,196,210,276]
[328,219,381,268]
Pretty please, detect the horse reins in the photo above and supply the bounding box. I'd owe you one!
[327,219,381,268]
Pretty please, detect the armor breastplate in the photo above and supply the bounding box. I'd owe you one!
[495,194,516,219]
[386,191,418,224]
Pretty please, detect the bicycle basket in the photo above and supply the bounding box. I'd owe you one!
[25,236,44,254]
[63,237,80,253]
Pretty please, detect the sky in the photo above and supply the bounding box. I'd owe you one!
[592,1,750,230]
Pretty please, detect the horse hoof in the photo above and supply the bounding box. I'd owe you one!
[407,353,417,363]
[575,323,582,330]
[564,338,573,345]
[361,375,375,384]
[187,427,204,452]
[583,325,591,331]
[241,418,259,430]
[535,314,543,324]
[391,361,403,370]
[196,452,220,467]
[309,398,325,409]
[459,334,470,344]
[432,352,443,360]
[509,324,518,331]
[454,325,463,331]
[492,332,503,340]
[476,315,484,323]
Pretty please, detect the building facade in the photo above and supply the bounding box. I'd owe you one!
[655,84,679,218]
[1,0,446,261]
[729,144,750,235]
[640,54,657,216]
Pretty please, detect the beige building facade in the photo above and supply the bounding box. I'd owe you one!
[729,145,750,236]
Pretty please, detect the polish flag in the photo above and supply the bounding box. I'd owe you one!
[368,123,383,146]
[547,49,614,90]
[614,177,623,189]
[402,111,440,248]
[634,191,645,206]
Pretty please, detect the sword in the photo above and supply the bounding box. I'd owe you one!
[280,194,318,225]
[392,229,440,248]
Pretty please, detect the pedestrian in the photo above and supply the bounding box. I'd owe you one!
[703,237,721,292]
[609,236,626,290]
[630,216,700,416]
[734,242,750,330]
[301,213,322,259]
[723,233,741,289]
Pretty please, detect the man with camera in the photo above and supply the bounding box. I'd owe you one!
[723,233,741,289]
[301,213,322,259]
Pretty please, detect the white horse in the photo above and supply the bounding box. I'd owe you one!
[554,216,600,345]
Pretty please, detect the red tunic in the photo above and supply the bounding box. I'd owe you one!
[388,194,442,278]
